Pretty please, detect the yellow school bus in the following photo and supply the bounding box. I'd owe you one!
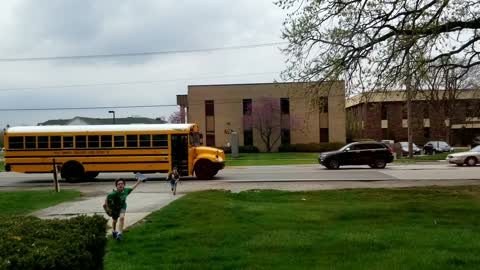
[4,123,225,182]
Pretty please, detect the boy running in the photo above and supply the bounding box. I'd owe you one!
[103,177,143,241]
[166,167,180,195]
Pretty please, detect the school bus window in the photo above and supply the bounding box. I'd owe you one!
[88,135,100,148]
[63,136,74,148]
[114,135,125,147]
[25,136,36,149]
[152,134,168,147]
[51,136,61,148]
[9,136,24,149]
[38,136,49,149]
[101,135,112,148]
[76,136,87,148]
[127,135,138,148]
[139,134,151,147]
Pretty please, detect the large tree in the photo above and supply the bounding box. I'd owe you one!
[277,0,480,94]
[278,0,480,154]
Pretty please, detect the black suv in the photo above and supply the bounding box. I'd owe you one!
[319,142,394,169]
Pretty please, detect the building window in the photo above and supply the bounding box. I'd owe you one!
[424,127,430,138]
[243,99,252,115]
[320,128,329,143]
[320,97,328,113]
[244,130,253,146]
[466,101,477,118]
[381,104,387,120]
[423,103,429,118]
[206,134,215,147]
[281,129,291,145]
[205,100,214,116]
[281,98,290,114]
[382,128,388,139]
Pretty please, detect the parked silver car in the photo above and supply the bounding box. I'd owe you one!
[397,142,421,156]
[446,146,480,166]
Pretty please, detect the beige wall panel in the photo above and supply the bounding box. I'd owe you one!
[187,82,346,150]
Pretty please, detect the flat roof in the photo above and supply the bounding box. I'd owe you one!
[188,81,343,88]
[6,124,195,134]
[346,90,480,108]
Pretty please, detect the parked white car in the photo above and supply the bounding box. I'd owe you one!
[446,146,480,166]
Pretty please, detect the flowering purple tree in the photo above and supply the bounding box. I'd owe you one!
[244,97,300,152]
[168,109,184,124]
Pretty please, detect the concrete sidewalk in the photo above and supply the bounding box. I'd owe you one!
[33,192,183,231]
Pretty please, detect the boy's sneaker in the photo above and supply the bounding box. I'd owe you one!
[112,231,118,239]
[116,233,122,241]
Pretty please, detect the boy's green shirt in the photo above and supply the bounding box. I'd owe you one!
[107,187,133,210]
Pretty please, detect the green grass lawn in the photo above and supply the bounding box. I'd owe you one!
[0,190,81,215]
[394,152,453,163]
[226,152,318,166]
[226,151,453,166]
[105,187,480,270]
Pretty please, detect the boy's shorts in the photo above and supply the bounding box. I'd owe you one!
[170,180,177,187]
[112,208,126,220]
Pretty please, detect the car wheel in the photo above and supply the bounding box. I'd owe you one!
[465,157,477,167]
[373,158,386,169]
[328,159,340,169]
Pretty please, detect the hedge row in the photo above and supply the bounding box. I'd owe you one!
[278,143,345,152]
[0,215,107,270]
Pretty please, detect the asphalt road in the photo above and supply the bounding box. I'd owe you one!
[1,162,480,194]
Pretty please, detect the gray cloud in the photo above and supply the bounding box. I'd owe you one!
[0,0,287,129]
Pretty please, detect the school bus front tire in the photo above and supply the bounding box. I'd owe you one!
[194,159,215,180]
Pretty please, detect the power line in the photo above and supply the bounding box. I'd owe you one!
[0,98,299,112]
[0,71,281,92]
[0,104,178,112]
[0,42,288,62]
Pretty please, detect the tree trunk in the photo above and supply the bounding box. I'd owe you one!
[406,55,414,159]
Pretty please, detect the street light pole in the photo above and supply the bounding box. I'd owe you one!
[108,110,116,124]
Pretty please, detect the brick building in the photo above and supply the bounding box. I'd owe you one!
[179,82,346,152]
[346,91,480,146]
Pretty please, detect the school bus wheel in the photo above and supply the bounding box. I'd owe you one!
[85,172,100,180]
[61,161,85,183]
[194,159,215,180]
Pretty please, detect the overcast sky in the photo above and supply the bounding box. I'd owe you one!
[0,0,288,128]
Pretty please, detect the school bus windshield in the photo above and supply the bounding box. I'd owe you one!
[190,132,201,146]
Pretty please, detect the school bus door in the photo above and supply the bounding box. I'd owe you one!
[171,134,188,176]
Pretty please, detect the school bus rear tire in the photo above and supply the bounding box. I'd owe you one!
[61,161,85,183]
[85,172,100,180]
[194,160,215,180]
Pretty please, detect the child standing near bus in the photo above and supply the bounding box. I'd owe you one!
[166,167,180,195]
[103,177,143,241]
